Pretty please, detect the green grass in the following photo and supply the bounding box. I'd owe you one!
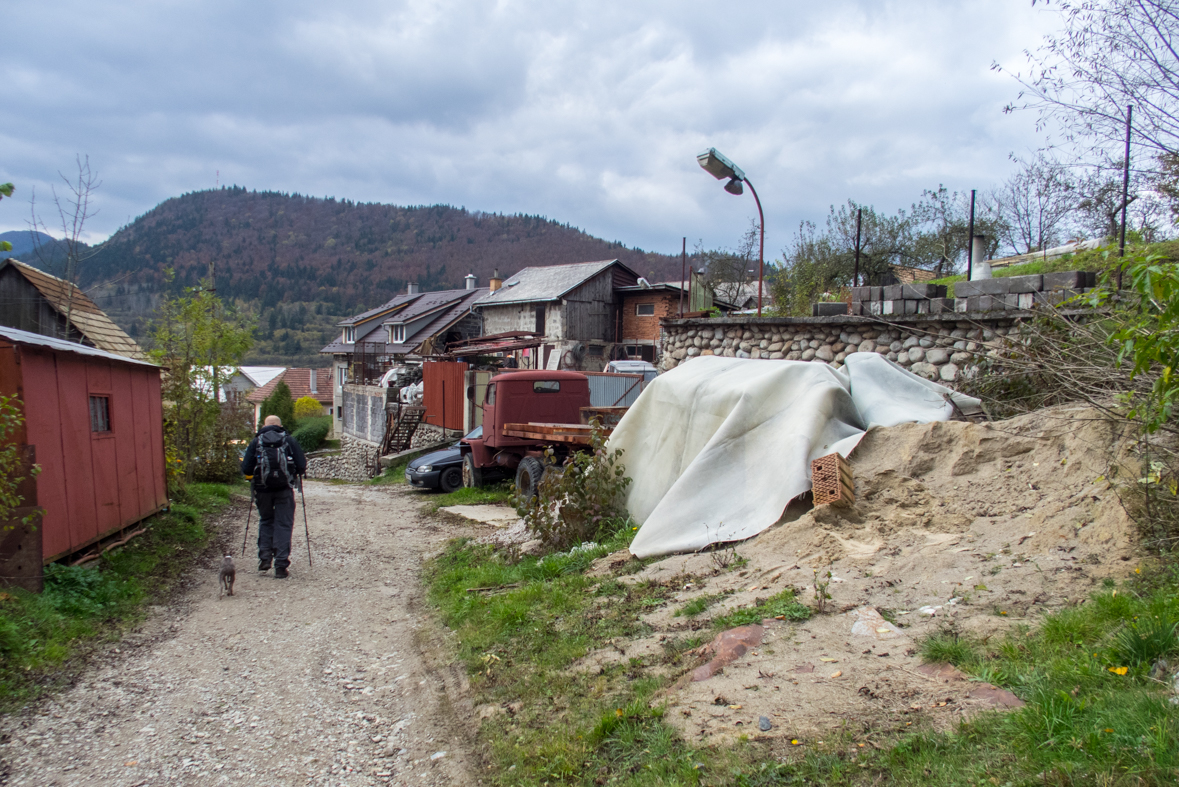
[675,592,728,618]
[0,481,235,708]
[428,482,514,511]
[428,522,1179,785]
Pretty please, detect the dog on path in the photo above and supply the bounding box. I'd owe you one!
[219,555,236,598]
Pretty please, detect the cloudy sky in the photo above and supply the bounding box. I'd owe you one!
[1,0,1060,257]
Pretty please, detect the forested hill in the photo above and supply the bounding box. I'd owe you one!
[77,187,682,366]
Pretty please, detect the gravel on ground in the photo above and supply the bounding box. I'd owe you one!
[0,482,478,787]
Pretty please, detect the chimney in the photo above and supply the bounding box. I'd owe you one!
[969,235,992,280]
[489,268,503,292]
[309,369,318,394]
[407,282,420,295]
[464,273,477,290]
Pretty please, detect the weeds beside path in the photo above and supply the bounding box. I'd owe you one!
[0,482,236,708]
[426,525,1179,786]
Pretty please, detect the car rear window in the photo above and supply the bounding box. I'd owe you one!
[533,381,560,393]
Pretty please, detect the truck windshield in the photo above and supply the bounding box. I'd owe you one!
[533,381,560,393]
[486,384,496,404]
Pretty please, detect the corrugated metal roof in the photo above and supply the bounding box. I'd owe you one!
[1,258,146,360]
[0,324,158,368]
[475,260,630,306]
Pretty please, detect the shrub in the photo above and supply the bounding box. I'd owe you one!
[515,422,632,551]
[294,396,324,421]
[291,416,331,453]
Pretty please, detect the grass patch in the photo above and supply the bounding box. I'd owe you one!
[675,592,728,618]
[0,482,235,708]
[428,482,514,511]
[711,589,812,629]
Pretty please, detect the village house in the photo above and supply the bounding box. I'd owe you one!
[244,367,334,428]
[474,259,643,371]
[0,258,145,360]
[318,280,487,438]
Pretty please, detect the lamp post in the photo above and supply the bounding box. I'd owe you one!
[697,147,765,316]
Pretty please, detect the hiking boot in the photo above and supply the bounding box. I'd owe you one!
[274,567,289,579]
[258,560,272,572]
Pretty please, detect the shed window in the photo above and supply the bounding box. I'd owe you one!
[89,396,111,433]
[635,302,655,316]
[533,381,561,393]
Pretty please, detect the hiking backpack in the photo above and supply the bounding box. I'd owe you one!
[256,431,295,490]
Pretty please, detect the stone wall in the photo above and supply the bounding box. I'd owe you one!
[658,313,1028,384]
[305,436,375,483]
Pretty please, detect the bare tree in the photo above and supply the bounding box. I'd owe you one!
[699,220,759,306]
[1075,158,1168,239]
[993,154,1079,254]
[997,0,1179,158]
[29,156,101,341]
[910,186,1006,273]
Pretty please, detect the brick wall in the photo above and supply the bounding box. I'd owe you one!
[621,292,677,345]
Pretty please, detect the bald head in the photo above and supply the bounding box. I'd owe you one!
[264,415,282,427]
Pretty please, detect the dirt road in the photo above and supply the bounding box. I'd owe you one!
[0,482,478,787]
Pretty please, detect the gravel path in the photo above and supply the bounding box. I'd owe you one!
[0,482,478,786]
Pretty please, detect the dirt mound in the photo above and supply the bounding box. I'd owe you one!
[588,406,1143,745]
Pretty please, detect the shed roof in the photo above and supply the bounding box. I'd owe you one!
[475,259,635,307]
[0,258,146,360]
[0,324,158,368]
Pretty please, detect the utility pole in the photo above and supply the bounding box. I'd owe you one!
[679,237,686,317]
[1118,105,1133,289]
[853,208,862,288]
[966,190,976,281]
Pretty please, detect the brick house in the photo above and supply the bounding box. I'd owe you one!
[245,368,334,428]
[616,282,741,363]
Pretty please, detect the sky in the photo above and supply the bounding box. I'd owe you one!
[0,0,1061,258]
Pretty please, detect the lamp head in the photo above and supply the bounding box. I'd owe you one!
[724,177,744,195]
[697,148,745,182]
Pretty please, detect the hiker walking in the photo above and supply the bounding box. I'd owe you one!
[241,415,307,579]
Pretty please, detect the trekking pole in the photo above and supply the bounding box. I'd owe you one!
[299,475,312,568]
[241,481,256,556]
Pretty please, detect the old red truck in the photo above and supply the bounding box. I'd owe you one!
[461,370,622,497]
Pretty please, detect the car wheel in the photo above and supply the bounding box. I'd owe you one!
[440,466,463,494]
[462,454,482,488]
[515,456,545,506]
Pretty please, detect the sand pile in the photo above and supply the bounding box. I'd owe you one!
[577,405,1143,744]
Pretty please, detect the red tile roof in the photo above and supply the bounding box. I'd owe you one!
[245,368,333,405]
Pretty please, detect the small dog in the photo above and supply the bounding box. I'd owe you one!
[218,555,236,598]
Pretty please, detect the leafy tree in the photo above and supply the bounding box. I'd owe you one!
[0,395,40,530]
[910,186,1005,270]
[149,271,254,486]
[260,382,296,430]
[0,183,12,253]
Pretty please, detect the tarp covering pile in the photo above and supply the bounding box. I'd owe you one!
[609,353,981,558]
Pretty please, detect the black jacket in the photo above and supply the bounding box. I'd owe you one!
[241,425,307,482]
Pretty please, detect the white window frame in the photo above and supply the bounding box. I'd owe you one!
[344,326,356,344]
[391,323,407,344]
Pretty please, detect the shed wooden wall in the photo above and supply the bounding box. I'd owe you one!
[562,269,615,342]
[2,341,167,562]
[0,266,78,341]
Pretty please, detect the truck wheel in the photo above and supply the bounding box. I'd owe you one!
[462,454,482,488]
[515,456,545,505]
[440,466,463,493]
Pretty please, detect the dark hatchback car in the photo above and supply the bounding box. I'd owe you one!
[405,427,506,492]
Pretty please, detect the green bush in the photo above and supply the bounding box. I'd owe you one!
[291,416,331,453]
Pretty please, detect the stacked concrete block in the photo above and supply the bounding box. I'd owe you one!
[952,271,1095,313]
[859,282,948,316]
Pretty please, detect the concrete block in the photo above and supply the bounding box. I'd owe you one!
[1006,274,1044,293]
[956,276,1042,296]
[867,300,883,315]
[1000,293,1020,309]
[904,299,919,314]
[882,299,903,315]
[813,301,850,317]
[1085,271,1098,287]
[851,286,882,302]
[954,298,969,313]
[1017,292,1035,310]
[916,299,930,313]
[929,298,956,314]
[967,295,1000,311]
[901,282,947,299]
[882,284,904,300]
[1043,271,1087,290]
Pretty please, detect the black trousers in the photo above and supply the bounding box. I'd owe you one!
[256,487,296,569]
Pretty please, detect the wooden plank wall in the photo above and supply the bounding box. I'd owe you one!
[563,269,615,342]
[423,361,468,431]
[17,344,166,562]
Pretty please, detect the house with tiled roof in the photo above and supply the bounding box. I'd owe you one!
[318,280,487,438]
[244,368,333,428]
[0,258,145,360]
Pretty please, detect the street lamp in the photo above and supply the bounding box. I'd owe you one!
[696,148,765,315]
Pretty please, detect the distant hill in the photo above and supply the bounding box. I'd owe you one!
[72,188,683,367]
[0,230,74,271]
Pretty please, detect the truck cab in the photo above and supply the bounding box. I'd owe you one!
[461,370,590,486]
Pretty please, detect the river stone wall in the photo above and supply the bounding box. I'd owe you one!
[658,312,1029,383]
[305,436,375,482]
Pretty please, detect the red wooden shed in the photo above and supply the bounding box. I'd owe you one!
[0,325,167,590]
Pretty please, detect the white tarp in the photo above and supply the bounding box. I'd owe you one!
[609,353,980,558]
